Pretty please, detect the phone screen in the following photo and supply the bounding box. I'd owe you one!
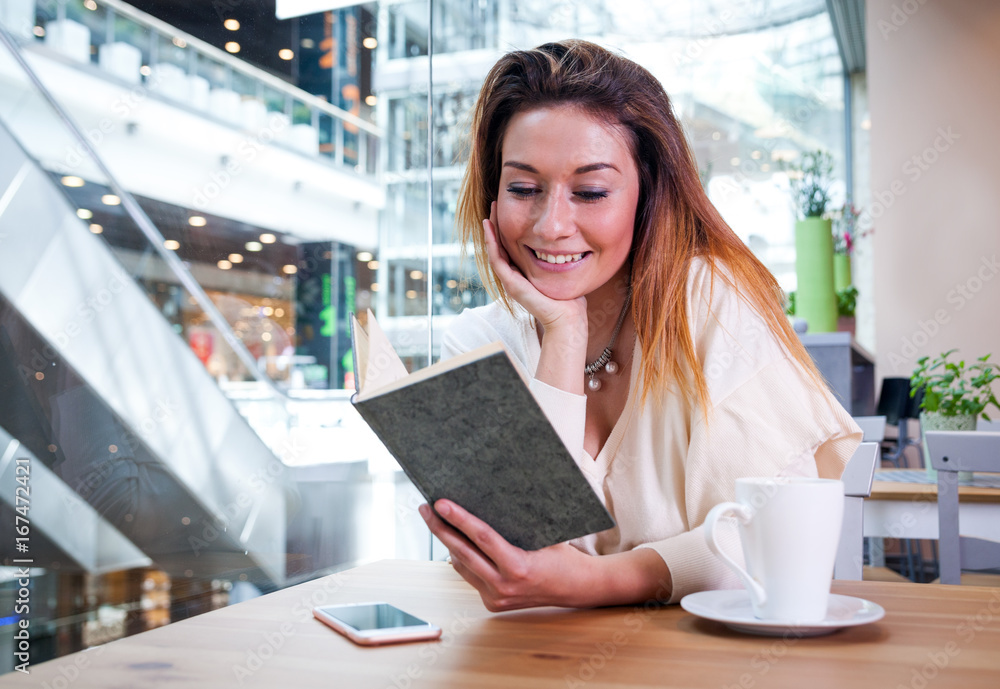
[324,603,428,632]
[313,602,442,645]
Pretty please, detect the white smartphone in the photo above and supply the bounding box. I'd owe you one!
[313,602,442,646]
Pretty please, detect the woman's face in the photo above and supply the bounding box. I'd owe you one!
[496,105,639,302]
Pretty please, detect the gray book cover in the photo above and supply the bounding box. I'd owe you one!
[353,349,615,551]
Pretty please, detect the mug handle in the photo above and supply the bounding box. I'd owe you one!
[703,502,767,608]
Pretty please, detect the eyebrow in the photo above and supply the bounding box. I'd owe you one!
[503,161,621,174]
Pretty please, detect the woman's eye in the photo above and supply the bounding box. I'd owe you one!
[575,190,609,202]
[506,186,538,198]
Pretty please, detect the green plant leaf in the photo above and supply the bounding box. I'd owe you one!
[910,349,1000,419]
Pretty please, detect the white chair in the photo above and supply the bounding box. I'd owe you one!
[187,75,211,111]
[834,441,879,580]
[853,416,889,567]
[270,112,291,142]
[240,98,268,131]
[148,63,189,102]
[853,415,887,443]
[925,431,1000,584]
[287,123,319,156]
[0,0,36,40]
[44,19,91,64]
[208,88,242,126]
[98,42,142,84]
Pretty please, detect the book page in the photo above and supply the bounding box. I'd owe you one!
[362,341,507,399]
[355,309,409,395]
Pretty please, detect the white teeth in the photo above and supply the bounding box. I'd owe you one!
[534,250,584,264]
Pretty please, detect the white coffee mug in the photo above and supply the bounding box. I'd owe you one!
[703,477,844,623]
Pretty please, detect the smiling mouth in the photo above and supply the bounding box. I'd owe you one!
[532,249,587,265]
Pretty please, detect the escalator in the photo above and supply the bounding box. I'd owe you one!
[0,16,290,587]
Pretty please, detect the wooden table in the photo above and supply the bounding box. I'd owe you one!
[5,559,1000,688]
[865,468,1000,541]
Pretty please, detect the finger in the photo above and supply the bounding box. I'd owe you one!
[488,201,506,258]
[483,217,510,273]
[419,503,499,576]
[483,218,532,295]
[434,499,521,573]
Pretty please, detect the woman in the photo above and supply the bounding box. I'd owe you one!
[418,39,860,611]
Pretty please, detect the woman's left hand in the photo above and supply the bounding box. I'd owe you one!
[418,499,594,611]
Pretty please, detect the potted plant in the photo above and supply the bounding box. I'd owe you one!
[911,350,1000,478]
[785,150,837,333]
[831,202,862,291]
[836,285,858,336]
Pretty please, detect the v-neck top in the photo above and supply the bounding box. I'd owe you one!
[440,258,861,603]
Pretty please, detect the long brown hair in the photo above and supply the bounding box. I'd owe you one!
[456,39,821,410]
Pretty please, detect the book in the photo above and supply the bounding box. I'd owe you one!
[349,310,615,551]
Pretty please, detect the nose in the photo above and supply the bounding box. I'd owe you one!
[533,192,574,241]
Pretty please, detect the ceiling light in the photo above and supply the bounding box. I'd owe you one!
[140,65,151,76]
[730,157,740,166]
[228,253,244,263]
[409,270,423,280]
[275,308,284,317]
[224,19,240,31]
[83,0,97,10]
[225,42,240,54]
[370,283,379,292]
[164,239,180,250]
[245,241,263,252]
[300,38,315,49]
[363,37,377,49]
[357,251,373,262]
[405,290,417,299]
[33,26,45,37]
[282,264,298,275]
[367,260,379,270]
[76,209,93,220]
[102,194,121,205]
[261,332,272,342]
[188,215,207,227]
[259,233,276,244]
[262,306,274,316]
[89,223,103,234]
[218,260,233,270]
[446,279,458,289]
[172,37,187,49]
[278,49,294,61]
[365,95,377,106]
[61,175,85,187]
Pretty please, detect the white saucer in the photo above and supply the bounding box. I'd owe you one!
[680,590,885,637]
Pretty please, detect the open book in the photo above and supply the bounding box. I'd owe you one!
[349,310,614,551]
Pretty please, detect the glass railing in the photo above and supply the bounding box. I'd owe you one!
[28,0,379,174]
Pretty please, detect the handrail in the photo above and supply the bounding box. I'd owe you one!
[0,20,294,403]
[95,0,380,137]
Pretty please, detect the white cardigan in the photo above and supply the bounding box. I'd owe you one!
[441,258,861,602]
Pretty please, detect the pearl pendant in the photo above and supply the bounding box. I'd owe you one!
[587,376,602,392]
[604,360,619,375]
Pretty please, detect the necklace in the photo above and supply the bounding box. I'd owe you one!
[584,287,632,392]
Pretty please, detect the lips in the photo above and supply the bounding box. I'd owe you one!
[532,249,587,264]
